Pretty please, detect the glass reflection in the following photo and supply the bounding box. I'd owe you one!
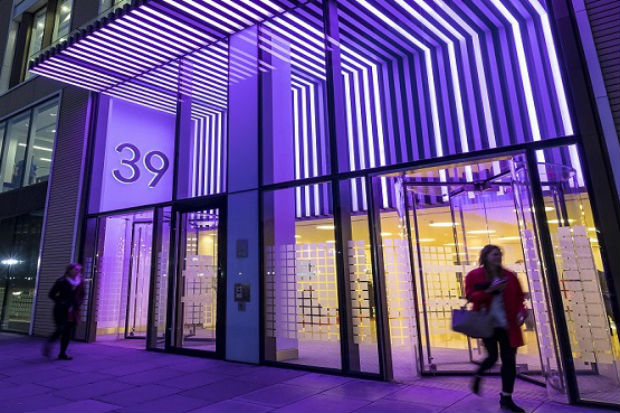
[25,99,58,185]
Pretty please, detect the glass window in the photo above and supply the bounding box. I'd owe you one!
[24,99,58,185]
[25,7,47,81]
[176,41,228,199]
[260,1,331,184]
[52,0,73,41]
[0,122,6,160]
[0,111,30,192]
[0,211,44,333]
[263,182,341,369]
[535,145,620,404]
[99,0,126,14]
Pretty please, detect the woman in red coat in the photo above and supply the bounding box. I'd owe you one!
[465,245,527,413]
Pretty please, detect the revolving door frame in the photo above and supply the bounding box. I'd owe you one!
[400,161,550,384]
[366,147,592,399]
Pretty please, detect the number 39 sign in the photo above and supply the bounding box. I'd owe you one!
[95,98,175,213]
[112,142,170,188]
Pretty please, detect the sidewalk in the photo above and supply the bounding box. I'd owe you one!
[0,333,610,413]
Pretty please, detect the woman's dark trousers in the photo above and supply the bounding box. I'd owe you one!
[476,327,517,393]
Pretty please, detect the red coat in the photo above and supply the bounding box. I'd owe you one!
[465,267,526,348]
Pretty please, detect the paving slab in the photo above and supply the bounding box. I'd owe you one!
[26,399,121,413]
[94,383,179,406]
[113,395,206,413]
[234,383,322,407]
[271,393,371,413]
[321,379,405,401]
[385,383,469,407]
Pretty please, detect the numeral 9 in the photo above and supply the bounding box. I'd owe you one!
[143,150,169,188]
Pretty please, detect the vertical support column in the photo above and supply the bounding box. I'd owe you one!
[226,27,260,363]
[174,92,193,200]
[550,0,620,363]
[322,0,369,374]
[526,148,578,403]
[32,88,93,337]
[261,29,295,184]
[260,25,300,362]
[367,176,393,380]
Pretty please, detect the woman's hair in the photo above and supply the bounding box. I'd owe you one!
[478,244,502,267]
[64,262,82,277]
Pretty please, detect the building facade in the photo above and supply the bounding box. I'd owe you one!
[1,0,620,409]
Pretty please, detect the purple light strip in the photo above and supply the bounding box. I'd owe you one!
[123,14,203,52]
[43,59,119,86]
[137,7,215,42]
[162,0,238,33]
[356,0,444,160]
[31,66,105,91]
[396,1,470,155]
[430,0,496,149]
[96,27,176,59]
[131,9,214,46]
[192,117,199,197]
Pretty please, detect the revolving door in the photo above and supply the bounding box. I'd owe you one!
[402,155,547,383]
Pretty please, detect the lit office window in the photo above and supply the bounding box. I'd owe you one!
[24,7,46,80]
[52,0,73,41]
[24,99,58,185]
[0,112,30,192]
[0,211,44,333]
[0,122,6,160]
[99,0,125,13]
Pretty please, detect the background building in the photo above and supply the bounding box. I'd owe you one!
[0,0,619,409]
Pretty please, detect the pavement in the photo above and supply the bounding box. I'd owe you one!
[0,333,612,413]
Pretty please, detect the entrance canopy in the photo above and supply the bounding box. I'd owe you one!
[29,0,576,170]
[28,0,300,113]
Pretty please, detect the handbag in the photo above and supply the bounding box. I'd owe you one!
[451,302,494,339]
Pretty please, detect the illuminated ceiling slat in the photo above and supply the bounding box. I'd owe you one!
[29,0,303,104]
[29,0,573,183]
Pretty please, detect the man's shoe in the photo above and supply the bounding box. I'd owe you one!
[500,394,525,412]
[58,354,73,360]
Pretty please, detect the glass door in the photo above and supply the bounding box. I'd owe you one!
[124,221,153,339]
[375,154,564,386]
[173,201,226,356]
[403,156,547,375]
[86,210,154,343]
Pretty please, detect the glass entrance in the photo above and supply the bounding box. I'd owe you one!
[91,210,154,343]
[371,154,561,385]
[125,221,152,339]
[404,158,544,380]
[173,207,225,355]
